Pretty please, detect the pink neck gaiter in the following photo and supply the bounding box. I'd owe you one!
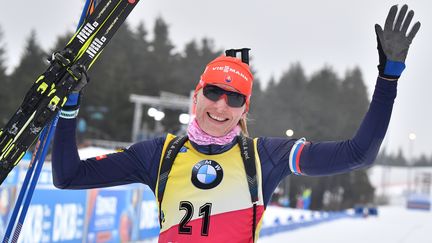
[187,119,241,145]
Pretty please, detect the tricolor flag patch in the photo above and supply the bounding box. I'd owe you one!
[289,138,307,175]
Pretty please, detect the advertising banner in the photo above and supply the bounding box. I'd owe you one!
[138,185,159,239]
[85,186,141,243]
[0,186,17,238]
[18,188,87,243]
[1,163,160,242]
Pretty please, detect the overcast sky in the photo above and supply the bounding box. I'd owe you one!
[0,0,430,158]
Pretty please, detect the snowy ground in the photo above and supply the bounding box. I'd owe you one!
[368,165,432,205]
[258,206,431,243]
[259,165,432,243]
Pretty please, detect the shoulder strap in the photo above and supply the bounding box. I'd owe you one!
[158,135,188,204]
[236,135,258,203]
[236,135,259,241]
[157,135,188,227]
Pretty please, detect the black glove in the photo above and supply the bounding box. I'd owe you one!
[375,4,421,80]
[59,68,89,119]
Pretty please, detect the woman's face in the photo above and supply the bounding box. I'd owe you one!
[195,83,246,137]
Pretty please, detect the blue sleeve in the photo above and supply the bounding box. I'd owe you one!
[299,77,396,175]
[257,137,296,207]
[258,77,396,205]
[52,118,164,192]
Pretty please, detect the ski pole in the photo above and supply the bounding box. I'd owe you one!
[11,117,58,242]
[2,126,48,242]
[9,0,96,239]
[3,0,94,241]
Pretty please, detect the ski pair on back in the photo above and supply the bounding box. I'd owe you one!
[0,0,140,185]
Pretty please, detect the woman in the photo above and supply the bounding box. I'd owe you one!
[53,5,420,242]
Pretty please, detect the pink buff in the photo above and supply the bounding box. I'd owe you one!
[187,119,241,145]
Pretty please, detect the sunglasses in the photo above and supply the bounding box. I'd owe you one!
[203,85,246,108]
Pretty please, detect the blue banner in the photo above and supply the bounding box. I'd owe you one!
[1,165,160,242]
[0,186,17,238]
[18,189,86,243]
[85,186,141,243]
[138,185,159,239]
[1,166,20,186]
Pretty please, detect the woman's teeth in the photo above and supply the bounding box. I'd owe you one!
[208,113,227,122]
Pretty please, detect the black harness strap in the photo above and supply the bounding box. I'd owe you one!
[157,135,188,227]
[236,136,258,241]
[158,135,259,241]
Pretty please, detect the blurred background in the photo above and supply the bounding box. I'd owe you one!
[0,0,431,242]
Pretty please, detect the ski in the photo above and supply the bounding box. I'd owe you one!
[0,0,123,158]
[0,0,140,184]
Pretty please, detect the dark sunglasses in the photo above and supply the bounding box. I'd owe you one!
[203,85,246,108]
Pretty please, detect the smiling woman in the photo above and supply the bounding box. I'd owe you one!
[51,4,421,243]
[193,54,252,138]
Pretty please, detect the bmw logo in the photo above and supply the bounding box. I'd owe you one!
[191,160,223,190]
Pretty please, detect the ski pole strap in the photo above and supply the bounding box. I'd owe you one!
[60,92,80,119]
[59,109,80,119]
[157,135,188,226]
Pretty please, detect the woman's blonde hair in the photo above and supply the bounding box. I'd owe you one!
[239,116,249,137]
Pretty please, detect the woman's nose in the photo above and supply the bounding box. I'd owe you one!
[214,94,229,109]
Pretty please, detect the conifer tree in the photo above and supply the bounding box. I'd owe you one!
[0,27,10,125]
[339,67,369,138]
[8,30,47,118]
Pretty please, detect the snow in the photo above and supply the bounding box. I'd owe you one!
[258,165,432,243]
[258,206,431,243]
[368,165,432,206]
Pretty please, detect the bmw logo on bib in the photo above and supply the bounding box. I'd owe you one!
[191,160,223,189]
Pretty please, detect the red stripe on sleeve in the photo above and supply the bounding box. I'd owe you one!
[295,143,305,174]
